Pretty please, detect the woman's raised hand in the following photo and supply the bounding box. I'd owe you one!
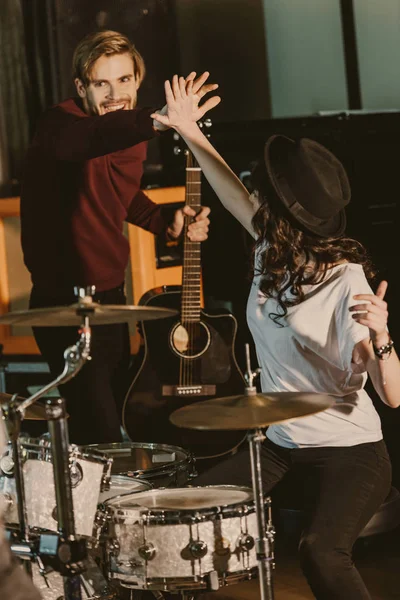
[151,74,221,131]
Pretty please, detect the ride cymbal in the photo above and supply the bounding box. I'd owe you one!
[0,303,178,327]
[170,392,336,430]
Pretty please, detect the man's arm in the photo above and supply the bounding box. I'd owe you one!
[35,104,158,162]
[125,190,167,234]
[126,191,210,242]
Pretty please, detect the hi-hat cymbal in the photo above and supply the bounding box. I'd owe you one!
[0,393,48,420]
[170,392,336,430]
[0,303,178,327]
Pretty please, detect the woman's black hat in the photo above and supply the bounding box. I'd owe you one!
[264,135,350,237]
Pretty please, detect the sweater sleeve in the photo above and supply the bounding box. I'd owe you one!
[126,190,168,235]
[33,102,159,161]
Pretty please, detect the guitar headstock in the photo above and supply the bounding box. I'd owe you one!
[173,118,213,158]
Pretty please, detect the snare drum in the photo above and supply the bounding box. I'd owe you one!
[0,438,111,538]
[88,442,196,488]
[104,485,268,591]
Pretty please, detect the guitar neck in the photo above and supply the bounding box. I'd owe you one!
[181,153,202,323]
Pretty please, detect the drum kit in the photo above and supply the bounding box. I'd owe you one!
[0,291,335,600]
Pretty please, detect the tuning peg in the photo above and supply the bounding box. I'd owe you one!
[203,118,212,128]
[173,132,180,141]
[173,146,182,155]
[74,286,96,299]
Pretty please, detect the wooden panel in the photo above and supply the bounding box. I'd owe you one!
[0,188,190,355]
[128,186,186,304]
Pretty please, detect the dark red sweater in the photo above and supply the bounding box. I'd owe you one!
[21,98,167,293]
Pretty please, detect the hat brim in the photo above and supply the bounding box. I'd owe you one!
[264,135,347,238]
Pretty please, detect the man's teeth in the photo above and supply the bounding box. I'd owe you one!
[104,104,125,112]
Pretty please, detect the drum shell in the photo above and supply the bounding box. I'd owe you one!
[0,438,111,538]
[104,486,268,590]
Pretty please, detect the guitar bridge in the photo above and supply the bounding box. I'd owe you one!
[162,385,216,397]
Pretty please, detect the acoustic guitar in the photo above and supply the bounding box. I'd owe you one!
[122,150,246,459]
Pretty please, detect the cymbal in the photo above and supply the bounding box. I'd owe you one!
[0,393,48,420]
[0,303,178,327]
[170,392,336,430]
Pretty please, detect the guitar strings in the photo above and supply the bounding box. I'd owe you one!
[180,151,201,389]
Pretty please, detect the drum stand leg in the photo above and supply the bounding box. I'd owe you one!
[248,429,275,600]
[3,400,32,576]
[46,397,87,600]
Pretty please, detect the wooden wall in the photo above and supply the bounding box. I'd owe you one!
[0,187,185,355]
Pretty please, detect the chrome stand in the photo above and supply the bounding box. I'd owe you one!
[2,306,92,600]
[248,428,275,600]
[244,345,275,600]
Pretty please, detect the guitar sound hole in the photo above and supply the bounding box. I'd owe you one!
[170,321,211,359]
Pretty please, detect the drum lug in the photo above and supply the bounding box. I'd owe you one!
[138,542,156,561]
[188,540,208,559]
[237,533,255,552]
[69,460,83,488]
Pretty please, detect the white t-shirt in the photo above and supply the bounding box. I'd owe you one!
[247,261,382,448]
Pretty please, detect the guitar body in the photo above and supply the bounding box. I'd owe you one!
[122,286,246,458]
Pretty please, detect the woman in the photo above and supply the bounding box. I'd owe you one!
[152,77,400,599]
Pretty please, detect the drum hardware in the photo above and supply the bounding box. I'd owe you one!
[0,293,179,600]
[169,345,336,600]
[0,296,94,599]
[187,540,207,559]
[102,486,261,592]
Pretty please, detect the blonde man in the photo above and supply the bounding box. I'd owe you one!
[21,31,219,444]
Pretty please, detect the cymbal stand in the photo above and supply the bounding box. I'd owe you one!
[2,395,32,576]
[244,345,275,600]
[6,309,92,599]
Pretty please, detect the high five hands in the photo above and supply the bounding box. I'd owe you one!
[152,73,221,132]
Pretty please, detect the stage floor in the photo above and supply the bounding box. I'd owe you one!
[199,526,400,600]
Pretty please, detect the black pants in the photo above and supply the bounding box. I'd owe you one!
[30,285,130,445]
[195,436,392,600]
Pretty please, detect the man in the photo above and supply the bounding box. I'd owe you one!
[20,30,220,445]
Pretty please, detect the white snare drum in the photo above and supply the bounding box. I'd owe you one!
[104,486,268,591]
[88,442,196,488]
[0,438,112,538]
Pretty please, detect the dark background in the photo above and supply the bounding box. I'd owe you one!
[0,0,399,487]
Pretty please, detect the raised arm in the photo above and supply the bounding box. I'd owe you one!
[34,104,158,162]
[152,76,258,237]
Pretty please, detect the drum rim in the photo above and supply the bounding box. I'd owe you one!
[7,436,111,466]
[99,475,153,504]
[86,441,194,477]
[112,566,259,591]
[105,485,266,522]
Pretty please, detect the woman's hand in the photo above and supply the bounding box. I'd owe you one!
[152,74,221,131]
[350,280,389,347]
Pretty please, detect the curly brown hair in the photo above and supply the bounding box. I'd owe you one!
[250,159,377,324]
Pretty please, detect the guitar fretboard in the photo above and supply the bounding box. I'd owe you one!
[181,158,202,323]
